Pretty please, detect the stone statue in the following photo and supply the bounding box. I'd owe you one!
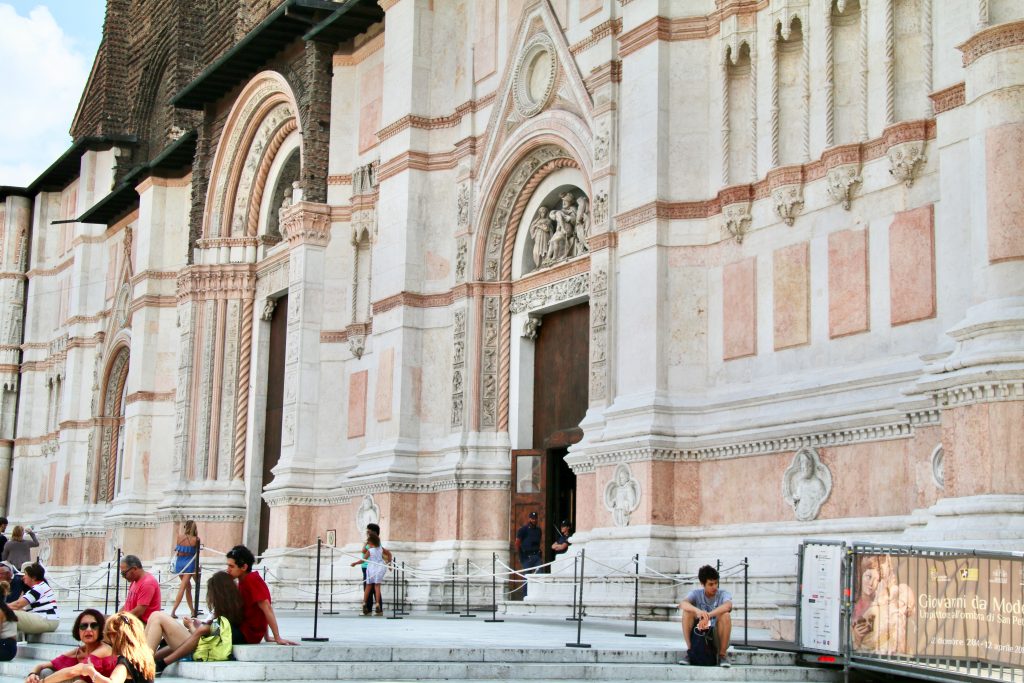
[603,463,641,527]
[573,194,590,256]
[782,447,832,521]
[355,494,380,531]
[529,206,552,269]
[548,191,579,260]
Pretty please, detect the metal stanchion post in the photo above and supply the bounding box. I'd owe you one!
[485,552,504,622]
[193,540,203,617]
[104,562,111,614]
[325,545,337,615]
[734,556,757,651]
[76,570,82,611]
[566,554,579,621]
[565,549,590,648]
[460,558,476,618]
[398,561,409,615]
[625,553,646,637]
[302,538,329,641]
[446,560,459,614]
[114,548,122,609]
[387,556,403,620]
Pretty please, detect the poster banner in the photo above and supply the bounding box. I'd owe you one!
[851,551,1024,667]
[799,542,845,654]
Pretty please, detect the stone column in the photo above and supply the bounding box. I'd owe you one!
[263,202,331,530]
[910,20,1024,548]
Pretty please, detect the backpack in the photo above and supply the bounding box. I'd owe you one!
[687,625,718,666]
[193,616,233,662]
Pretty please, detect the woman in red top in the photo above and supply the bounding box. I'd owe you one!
[23,609,117,683]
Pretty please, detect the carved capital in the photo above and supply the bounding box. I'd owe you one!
[280,202,332,247]
[722,202,752,244]
[825,164,862,210]
[772,184,804,226]
[888,141,926,188]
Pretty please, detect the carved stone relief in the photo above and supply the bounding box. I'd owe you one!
[355,494,380,531]
[589,268,609,400]
[603,463,641,527]
[513,33,558,119]
[456,183,470,228]
[510,272,589,314]
[454,238,468,284]
[931,445,944,489]
[522,317,542,341]
[722,202,752,244]
[450,309,467,428]
[826,164,862,210]
[592,190,609,227]
[782,447,832,521]
[888,141,926,188]
[480,297,500,428]
[772,184,804,226]
[525,188,591,274]
[260,298,277,322]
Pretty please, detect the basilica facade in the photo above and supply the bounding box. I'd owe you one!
[0,0,1022,601]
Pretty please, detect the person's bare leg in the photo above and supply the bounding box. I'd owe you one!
[162,625,209,665]
[362,584,372,613]
[145,612,190,652]
[717,612,732,657]
[681,609,695,649]
[374,584,383,612]
[183,575,194,615]
[171,576,187,617]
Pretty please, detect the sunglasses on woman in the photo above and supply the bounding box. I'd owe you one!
[80,622,100,631]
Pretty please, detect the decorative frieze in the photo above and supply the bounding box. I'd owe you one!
[510,272,589,315]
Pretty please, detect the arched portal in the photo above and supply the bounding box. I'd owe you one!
[95,345,130,504]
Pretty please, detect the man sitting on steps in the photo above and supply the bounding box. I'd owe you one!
[680,564,733,667]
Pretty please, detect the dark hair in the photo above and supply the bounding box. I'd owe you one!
[0,517,7,526]
[72,609,105,640]
[226,545,256,572]
[0,582,17,623]
[23,563,45,582]
[366,530,380,547]
[122,555,143,570]
[697,565,719,585]
[366,523,380,535]
[205,571,243,625]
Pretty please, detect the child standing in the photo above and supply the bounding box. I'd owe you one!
[358,530,391,616]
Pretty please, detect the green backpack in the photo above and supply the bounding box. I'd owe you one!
[193,616,233,662]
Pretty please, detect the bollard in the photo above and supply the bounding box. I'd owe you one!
[301,538,329,641]
[387,555,403,620]
[324,545,337,615]
[446,560,459,614]
[624,553,646,638]
[566,554,579,621]
[484,552,504,623]
[565,549,590,648]
[460,558,476,618]
[114,548,122,609]
[193,538,203,617]
[104,562,111,614]
[734,556,757,651]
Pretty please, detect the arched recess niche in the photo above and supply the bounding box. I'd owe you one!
[511,166,590,279]
[93,343,131,504]
[256,134,302,242]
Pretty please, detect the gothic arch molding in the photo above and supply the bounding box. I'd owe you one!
[93,341,131,504]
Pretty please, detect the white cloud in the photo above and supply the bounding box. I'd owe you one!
[0,4,91,186]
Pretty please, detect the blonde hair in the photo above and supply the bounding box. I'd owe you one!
[10,526,23,542]
[104,612,155,680]
[183,520,198,538]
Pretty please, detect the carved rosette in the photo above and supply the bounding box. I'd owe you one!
[280,201,332,247]
[826,165,862,210]
[887,141,926,188]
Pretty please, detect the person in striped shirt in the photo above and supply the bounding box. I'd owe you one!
[9,563,58,635]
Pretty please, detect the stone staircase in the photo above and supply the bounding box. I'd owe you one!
[0,630,841,683]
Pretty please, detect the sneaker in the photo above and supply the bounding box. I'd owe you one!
[374,608,384,616]
[719,654,731,668]
[361,607,371,616]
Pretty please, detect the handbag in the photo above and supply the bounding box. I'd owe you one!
[193,616,233,662]
[687,624,718,666]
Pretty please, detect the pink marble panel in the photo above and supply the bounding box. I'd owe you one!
[425,250,450,280]
[59,473,69,506]
[987,123,1024,262]
[579,0,602,20]
[773,242,810,350]
[348,370,368,438]
[574,472,597,533]
[722,257,757,360]
[506,0,526,43]
[889,205,936,326]
[47,463,57,502]
[942,401,1024,498]
[374,347,394,422]
[474,0,497,81]
[358,64,383,153]
[828,229,869,338]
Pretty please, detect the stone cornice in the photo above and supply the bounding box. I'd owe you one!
[377,149,458,182]
[929,82,966,114]
[570,18,623,55]
[372,291,454,315]
[958,19,1024,67]
[618,1,770,58]
[176,263,257,303]
[263,476,510,508]
[933,381,1024,409]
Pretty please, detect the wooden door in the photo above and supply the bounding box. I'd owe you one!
[509,449,544,599]
[258,294,287,556]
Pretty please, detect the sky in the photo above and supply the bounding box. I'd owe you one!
[0,2,106,187]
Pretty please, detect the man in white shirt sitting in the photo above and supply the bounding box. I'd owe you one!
[9,563,59,635]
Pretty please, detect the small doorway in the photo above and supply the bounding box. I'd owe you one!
[509,302,588,585]
[258,293,287,556]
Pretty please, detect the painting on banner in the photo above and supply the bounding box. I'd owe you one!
[851,551,1024,667]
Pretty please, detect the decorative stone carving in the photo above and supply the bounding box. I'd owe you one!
[931,445,944,489]
[592,190,608,227]
[456,183,470,227]
[260,298,277,322]
[825,164,862,210]
[525,188,591,273]
[513,33,558,118]
[355,494,380,530]
[772,185,804,226]
[280,202,332,247]
[450,309,467,428]
[479,297,500,428]
[454,238,468,283]
[887,141,926,187]
[113,283,131,329]
[594,119,610,165]
[722,202,752,244]
[782,447,832,521]
[522,317,542,340]
[352,162,377,196]
[511,272,590,314]
[348,333,366,360]
[603,463,641,527]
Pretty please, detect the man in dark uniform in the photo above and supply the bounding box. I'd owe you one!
[551,520,571,555]
[514,511,542,596]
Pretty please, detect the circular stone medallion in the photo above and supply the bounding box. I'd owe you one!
[514,33,557,118]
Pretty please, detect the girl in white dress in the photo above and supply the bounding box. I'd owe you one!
[360,530,391,616]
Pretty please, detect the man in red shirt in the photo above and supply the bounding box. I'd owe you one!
[225,544,296,645]
[120,555,161,624]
